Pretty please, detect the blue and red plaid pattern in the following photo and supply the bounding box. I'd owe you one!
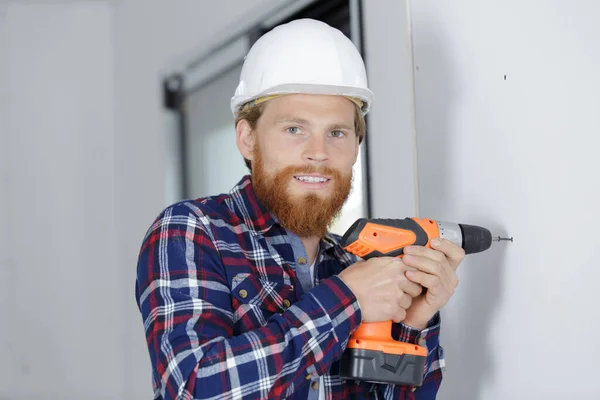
[136,175,444,399]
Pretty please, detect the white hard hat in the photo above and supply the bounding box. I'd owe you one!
[231,18,373,116]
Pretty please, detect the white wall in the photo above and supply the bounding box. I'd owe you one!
[410,1,600,399]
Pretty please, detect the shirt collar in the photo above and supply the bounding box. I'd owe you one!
[320,234,340,252]
[229,174,278,234]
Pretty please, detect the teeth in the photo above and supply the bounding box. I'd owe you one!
[295,176,329,183]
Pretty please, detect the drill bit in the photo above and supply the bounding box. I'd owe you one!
[493,236,513,242]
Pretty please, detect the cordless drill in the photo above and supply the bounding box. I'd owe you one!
[338,217,511,386]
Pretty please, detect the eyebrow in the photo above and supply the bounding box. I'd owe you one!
[274,117,311,126]
[274,117,354,131]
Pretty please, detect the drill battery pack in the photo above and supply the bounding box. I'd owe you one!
[338,321,428,386]
[340,348,426,386]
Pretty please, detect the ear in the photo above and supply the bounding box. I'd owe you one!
[236,119,256,161]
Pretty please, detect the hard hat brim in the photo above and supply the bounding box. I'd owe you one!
[231,83,373,117]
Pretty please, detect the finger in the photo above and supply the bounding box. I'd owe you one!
[402,254,448,276]
[398,292,412,309]
[447,269,459,290]
[387,257,412,275]
[392,308,407,323]
[399,277,423,298]
[405,262,457,297]
[430,239,466,270]
[403,245,447,263]
[405,270,442,292]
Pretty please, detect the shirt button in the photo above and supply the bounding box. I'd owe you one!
[305,373,312,380]
[312,381,319,390]
[298,257,307,265]
[418,338,426,346]
[411,386,417,392]
[239,289,248,299]
[283,299,291,308]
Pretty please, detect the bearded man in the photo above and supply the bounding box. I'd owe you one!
[135,19,465,400]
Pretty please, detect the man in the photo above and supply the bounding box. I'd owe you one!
[136,18,464,399]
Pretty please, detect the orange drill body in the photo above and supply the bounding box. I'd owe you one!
[343,218,440,259]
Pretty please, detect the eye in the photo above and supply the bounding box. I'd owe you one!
[330,130,346,138]
[287,127,301,134]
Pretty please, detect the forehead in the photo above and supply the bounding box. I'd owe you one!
[260,94,356,122]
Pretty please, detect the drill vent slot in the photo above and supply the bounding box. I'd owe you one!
[347,242,371,257]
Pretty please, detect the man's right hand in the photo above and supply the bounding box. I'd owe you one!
[338,257,422,323]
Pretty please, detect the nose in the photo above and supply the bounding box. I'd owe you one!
[303,134,329,163]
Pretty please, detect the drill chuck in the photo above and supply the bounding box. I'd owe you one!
[436,221,493,254]
[459,223,493,254]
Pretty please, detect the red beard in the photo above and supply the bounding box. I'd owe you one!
[252,147,353,238]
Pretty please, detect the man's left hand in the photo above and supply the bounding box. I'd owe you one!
[400,238,466,330]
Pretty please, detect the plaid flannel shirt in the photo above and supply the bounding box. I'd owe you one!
[135,175,445,400]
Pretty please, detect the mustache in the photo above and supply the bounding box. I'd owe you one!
[281,165,341,176]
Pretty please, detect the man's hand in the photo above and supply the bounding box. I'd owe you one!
[338,257,423,323]
[401,238,466,330]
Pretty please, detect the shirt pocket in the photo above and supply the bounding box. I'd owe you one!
[230,273,295,333]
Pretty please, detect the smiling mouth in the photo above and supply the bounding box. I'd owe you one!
[294,175,331,183]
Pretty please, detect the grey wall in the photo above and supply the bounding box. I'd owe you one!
[2,0,274,399]
[4,2,119,399]
[1,0,10,395]
[410,1,600,399]
[362,0,420,219]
